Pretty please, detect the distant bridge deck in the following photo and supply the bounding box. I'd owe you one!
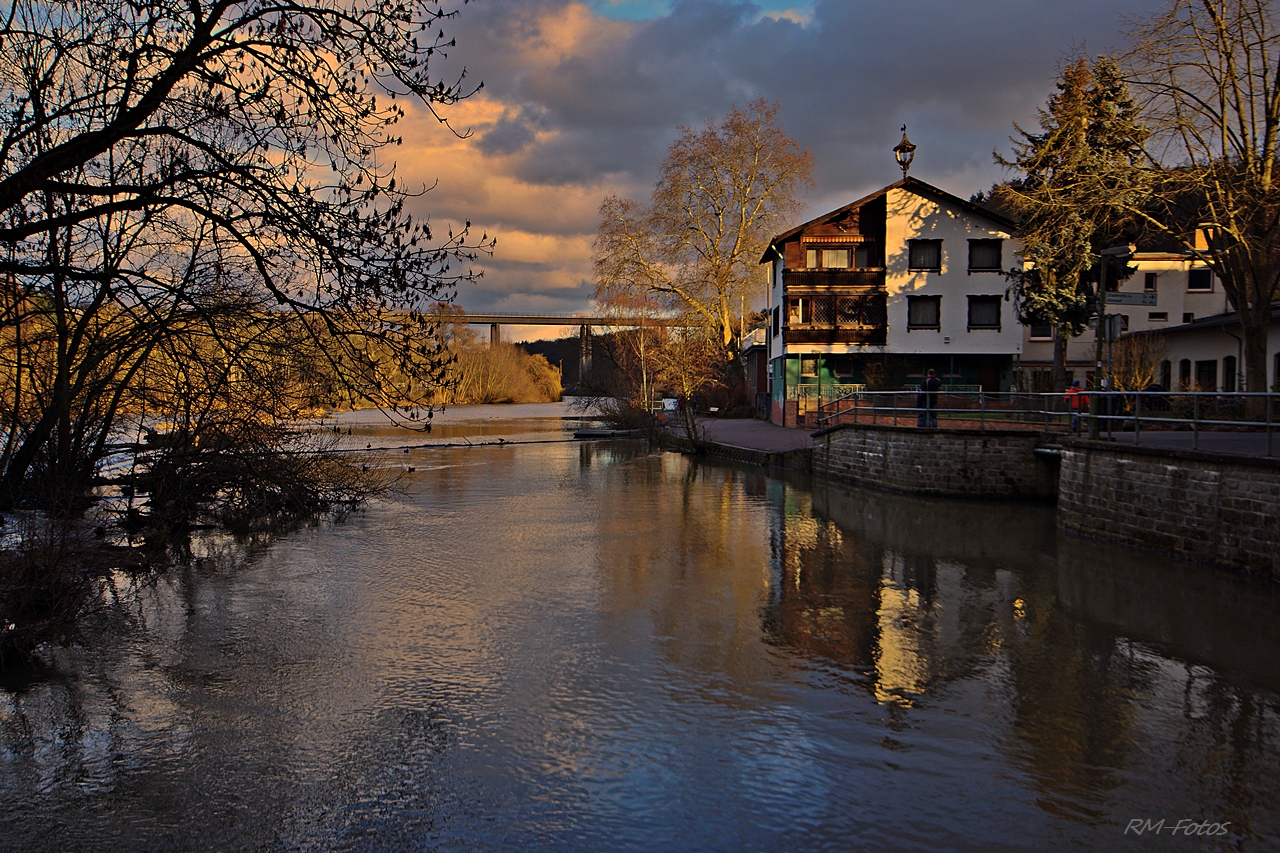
[458,312,684,326]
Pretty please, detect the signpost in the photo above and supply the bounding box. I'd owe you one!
[1090,246,1135,439]
[1105,291,1158,306]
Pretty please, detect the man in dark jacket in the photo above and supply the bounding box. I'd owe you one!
[923,368,941,428]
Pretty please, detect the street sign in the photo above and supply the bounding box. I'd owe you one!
[1106,291,1158,306]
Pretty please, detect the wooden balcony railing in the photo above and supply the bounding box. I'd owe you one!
[783,268,886,289]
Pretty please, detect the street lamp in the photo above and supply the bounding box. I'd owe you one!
[1089,244,1134,439]
[893,126,916,179]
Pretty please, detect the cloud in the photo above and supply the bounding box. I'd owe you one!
[400,0,1166,315]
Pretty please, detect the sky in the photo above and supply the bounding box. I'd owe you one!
[394,0,1166,338]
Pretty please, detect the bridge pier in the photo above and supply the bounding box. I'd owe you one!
[579,324,592,384]
[490,323,502,347]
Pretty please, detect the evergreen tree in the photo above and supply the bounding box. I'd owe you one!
[996,57,1148,390]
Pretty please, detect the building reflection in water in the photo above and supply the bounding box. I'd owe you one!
[753,471,1280,833]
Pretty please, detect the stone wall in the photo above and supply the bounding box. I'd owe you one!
[1058,441,1280,577]
[812,424,1059,500]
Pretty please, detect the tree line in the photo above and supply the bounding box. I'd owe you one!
[0,0,490,662]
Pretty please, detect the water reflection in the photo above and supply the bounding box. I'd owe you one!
[0,438,1278,851]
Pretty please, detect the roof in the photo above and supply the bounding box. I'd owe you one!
[759,176,1017,263]
[1129,303,1280,337]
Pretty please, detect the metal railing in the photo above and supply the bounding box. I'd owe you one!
[795,384,867,413]
[814,390,1278,457]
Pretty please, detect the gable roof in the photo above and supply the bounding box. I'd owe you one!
[759,176,1017,263]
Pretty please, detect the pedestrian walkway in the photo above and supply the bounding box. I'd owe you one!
[693,417,813,453]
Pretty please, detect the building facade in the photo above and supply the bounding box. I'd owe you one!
[1017,244,1279,392]
[761,177,1022,425]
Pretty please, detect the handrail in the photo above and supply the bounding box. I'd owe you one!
[811,390,1277,456]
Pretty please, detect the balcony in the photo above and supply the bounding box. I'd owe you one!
[783,291,887,345]
[783,268,885,290]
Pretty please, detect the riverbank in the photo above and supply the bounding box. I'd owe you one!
[656,418,813,471]
[665,417,1280,576]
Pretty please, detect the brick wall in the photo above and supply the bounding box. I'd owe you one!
[813,424,1059,500]
[1058,442,1280,577]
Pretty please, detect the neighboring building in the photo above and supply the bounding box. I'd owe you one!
[1017,225,1280,392]
[1018,236,1237,391]
[1134,306,1279,392]
[760,177,1022,426]
[741,327,770,416]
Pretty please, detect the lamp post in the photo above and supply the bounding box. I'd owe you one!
[893,126,916,179]
[1089,245,1133,439]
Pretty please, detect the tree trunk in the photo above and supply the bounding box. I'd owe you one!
[1053,333,1069,392]
[1243,321,1270,393]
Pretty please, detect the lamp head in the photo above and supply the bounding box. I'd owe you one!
[893,126,916,178]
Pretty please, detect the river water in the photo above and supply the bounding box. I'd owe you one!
[1,405,1278,852]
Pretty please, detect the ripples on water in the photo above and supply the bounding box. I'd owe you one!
[1,407,1278,851]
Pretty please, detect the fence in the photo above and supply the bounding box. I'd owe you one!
[794,384,866,414]
[815,389,1278,457]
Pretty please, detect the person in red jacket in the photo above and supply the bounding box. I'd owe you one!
[1064,380,1089,433]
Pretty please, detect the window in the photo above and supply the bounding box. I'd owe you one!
[1224,355,1238,392]
[1195,359,1218,391]
[772,306,780,337]
[1160,360,1172,389]
[800,355,818,376]
[1179,359,1192,388]
[908,239,942,271]
[1188,268,1213,291]
[907,295,941,330]
[811,296,835,324]
[788,297,810,325]
[854,245,873,267]
[1144,272,1158,292]
[805,247,855,269]
[968,239,1002,272]
[1183,312,1195,324]
[822,248,851,269]
[1029,322,1053,340]
[1148,311,1168,322]
[967,295,1002,330]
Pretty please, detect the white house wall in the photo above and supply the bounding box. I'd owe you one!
[1159,320,1278,390]
[882,187,1022,356]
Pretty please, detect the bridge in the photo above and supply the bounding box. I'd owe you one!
[456,311,686,380]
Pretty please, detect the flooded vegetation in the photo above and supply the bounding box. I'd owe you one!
[1,407,1277,851]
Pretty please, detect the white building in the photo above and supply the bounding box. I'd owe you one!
[760,177,1022,425]
[1018,241,1278,392]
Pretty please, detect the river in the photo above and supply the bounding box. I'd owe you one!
[1,404,1278,851]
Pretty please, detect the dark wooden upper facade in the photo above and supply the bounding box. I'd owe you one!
[771,195,889,345]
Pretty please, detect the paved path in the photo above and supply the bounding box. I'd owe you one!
[1102,430,1277,458]
[693,418,813,453]
[693,418,1277,460]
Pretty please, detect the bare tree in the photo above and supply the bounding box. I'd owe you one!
[1126,0,1280,392]
[1111,332,1168,392]
[0,0,491,511]
[594,99,812,359]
